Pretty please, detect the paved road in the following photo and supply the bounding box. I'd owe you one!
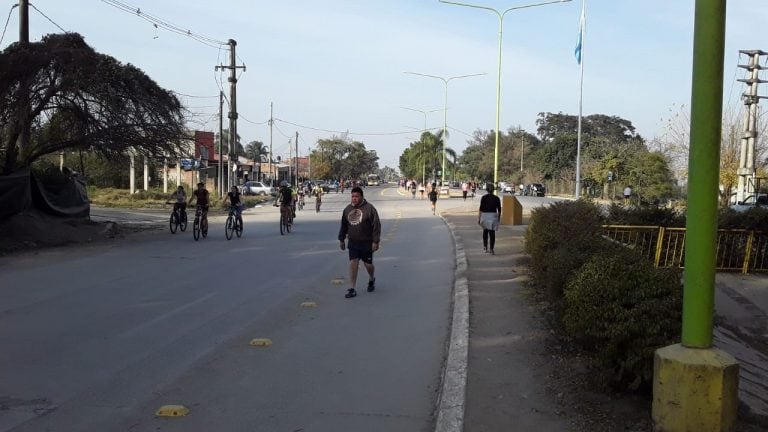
[0,187,483,432]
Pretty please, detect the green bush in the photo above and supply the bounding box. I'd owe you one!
[525,200,604,301]
[718,208,768,232]
[562,242,682,390]
[606,203,685,227]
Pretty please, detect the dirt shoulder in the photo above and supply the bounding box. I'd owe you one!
[0,210,160,257]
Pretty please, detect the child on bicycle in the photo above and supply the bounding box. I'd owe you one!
[188,182,210,232]
[222,185,244,227]
[168,185,187,218]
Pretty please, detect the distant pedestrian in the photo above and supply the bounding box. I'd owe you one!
[418,183,426,199]
[338,187,381,299]
[462,182,469,201]
[623,185,633,205]
[478,183,501,255]
[428,183,438,215]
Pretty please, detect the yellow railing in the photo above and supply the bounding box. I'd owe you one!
[602,225,768,274]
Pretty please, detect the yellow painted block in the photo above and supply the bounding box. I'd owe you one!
[155,405,189,417]
[250,338,273,347]
[652,344,739,432]
[301,301,317,308]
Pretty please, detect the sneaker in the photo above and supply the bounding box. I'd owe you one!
[345,288,357,298]
[367,279,376,292]
[490,249,495,255]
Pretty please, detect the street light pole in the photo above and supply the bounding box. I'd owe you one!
[439,0,571,189]
[401,107,442,185]
[404,71,485,186]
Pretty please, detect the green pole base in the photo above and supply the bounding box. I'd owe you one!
[652,344,740,432]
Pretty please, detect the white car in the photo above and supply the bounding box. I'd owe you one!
[240,181,274,196]
[730,194,768,212]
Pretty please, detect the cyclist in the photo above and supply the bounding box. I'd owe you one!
[188,182,210,234]
[277,181,294,225]
[312,183,324,213]
[297,187,306,210]
[222,185,244,228]
[168,185,187,220]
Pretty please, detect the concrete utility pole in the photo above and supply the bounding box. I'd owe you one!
[218,91,224,196]
[215,39,245,192]
[269,102,274,186]
[17,0,30,165]
[295,131,299,188]
[735,50,767,204]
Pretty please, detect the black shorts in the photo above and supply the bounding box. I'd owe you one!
[348,241,373,264]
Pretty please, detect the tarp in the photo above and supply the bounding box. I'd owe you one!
[0,170,90,220]
[0,170,32,219]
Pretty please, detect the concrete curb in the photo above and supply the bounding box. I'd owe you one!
[434,215,469,432]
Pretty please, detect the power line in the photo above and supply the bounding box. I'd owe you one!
[274,118,425,137]
[29,3,66,33]
[99,0,226,48]
[171,90,219,99]
[239,114,269,125]
[0,4,17,46]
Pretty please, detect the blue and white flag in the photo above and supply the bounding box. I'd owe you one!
[574,1,585,64]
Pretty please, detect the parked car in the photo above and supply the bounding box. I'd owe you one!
[525,183,546,197]
[730,193,768,212]
[240,181,274,196]
[323,181,339,193]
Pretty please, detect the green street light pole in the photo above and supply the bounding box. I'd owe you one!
[440,0,571,189]
[404,71,485,185]
[401,106,442,185]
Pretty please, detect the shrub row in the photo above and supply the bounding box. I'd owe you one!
[526,200,683,390]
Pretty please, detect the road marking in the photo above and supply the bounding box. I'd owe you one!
[331,277,344,285]
[301,301,318,308]
[155,405,189,417]
[250,338,273,347]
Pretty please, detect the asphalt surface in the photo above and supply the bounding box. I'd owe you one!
[0,187,461,432]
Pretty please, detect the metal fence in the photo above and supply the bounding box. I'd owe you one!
[602,225,768,274]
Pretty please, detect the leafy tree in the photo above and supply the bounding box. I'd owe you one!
[245,140,267,162]
[458,128,538,183]
[625,151,675,204]
[310,135,378,180]
[0,33,188,175]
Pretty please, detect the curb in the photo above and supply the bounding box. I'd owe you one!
[434,214,469,432]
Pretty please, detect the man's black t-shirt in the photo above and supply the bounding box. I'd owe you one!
[428,190,438,202]
[227,191,241,206]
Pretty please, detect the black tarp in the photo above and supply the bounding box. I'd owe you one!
[0,170,90,220]
[0,170,32,219]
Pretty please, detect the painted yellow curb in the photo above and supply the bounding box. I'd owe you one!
[155,405,189,417]
[250,338,273,347]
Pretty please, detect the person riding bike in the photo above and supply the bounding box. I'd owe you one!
[222,185,244,228]
[188,182,210,233]
[297,187,306,210]
[168,185,187,219]
[312,183,324,213]
[276,181,295,225]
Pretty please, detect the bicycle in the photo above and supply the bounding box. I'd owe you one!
[225,205,243,240]
[166,202,188,234]
[297,195,305,211]
[280,204,292,235]
[315,198,321,213]
[192,205,209,241]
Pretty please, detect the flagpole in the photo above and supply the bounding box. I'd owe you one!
[575,0,586,198]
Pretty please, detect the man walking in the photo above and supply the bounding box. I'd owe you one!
[338,187,381,299]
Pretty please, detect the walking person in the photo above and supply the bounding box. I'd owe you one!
[428,182,438,215]
[462,181,469,201]
[338,187,381,299]
[623,185,633,206]
[478,183,502,255]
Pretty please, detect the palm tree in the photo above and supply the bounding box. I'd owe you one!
[245,141,268,181]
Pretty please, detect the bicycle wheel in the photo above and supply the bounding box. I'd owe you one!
[201,218,208,238]
[235,218,243,238]
[225,216,234,240]
[286,215,292,233]
[316,201,321,213]
[179,212,188,232]
[280,212,286,235]
[193,217,201,241]
[169,212,179,234]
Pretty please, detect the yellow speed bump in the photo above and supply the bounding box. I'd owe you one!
[155,405,189,417]
[250,338,273,347]
[301,301,317,308]
[331,278,344,285]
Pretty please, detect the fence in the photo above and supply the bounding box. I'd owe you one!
[602,225,768,274]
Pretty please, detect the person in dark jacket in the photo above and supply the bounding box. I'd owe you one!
[338,187,381,298]
[478,183,502,254]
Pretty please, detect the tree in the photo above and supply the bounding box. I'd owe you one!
[215,129,244,157]
[310,135,378,180]
[245,140,267,162]
[0,33,188,175]
[458,127,538,183]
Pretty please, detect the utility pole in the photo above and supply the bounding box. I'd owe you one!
[288,139,293,185]
[308,147,312,180]
[521,135,525,172]
[16,0,30,167]
[268,102,274,186]
[218,91,224,196]
[736,49,767,203]
[295,131,299,188]
[215,39,245,192]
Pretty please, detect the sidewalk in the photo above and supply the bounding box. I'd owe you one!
[438,210,768,432]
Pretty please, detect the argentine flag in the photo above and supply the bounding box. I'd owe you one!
[574,1,585,64]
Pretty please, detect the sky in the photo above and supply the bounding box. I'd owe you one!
[3,0,767,170]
